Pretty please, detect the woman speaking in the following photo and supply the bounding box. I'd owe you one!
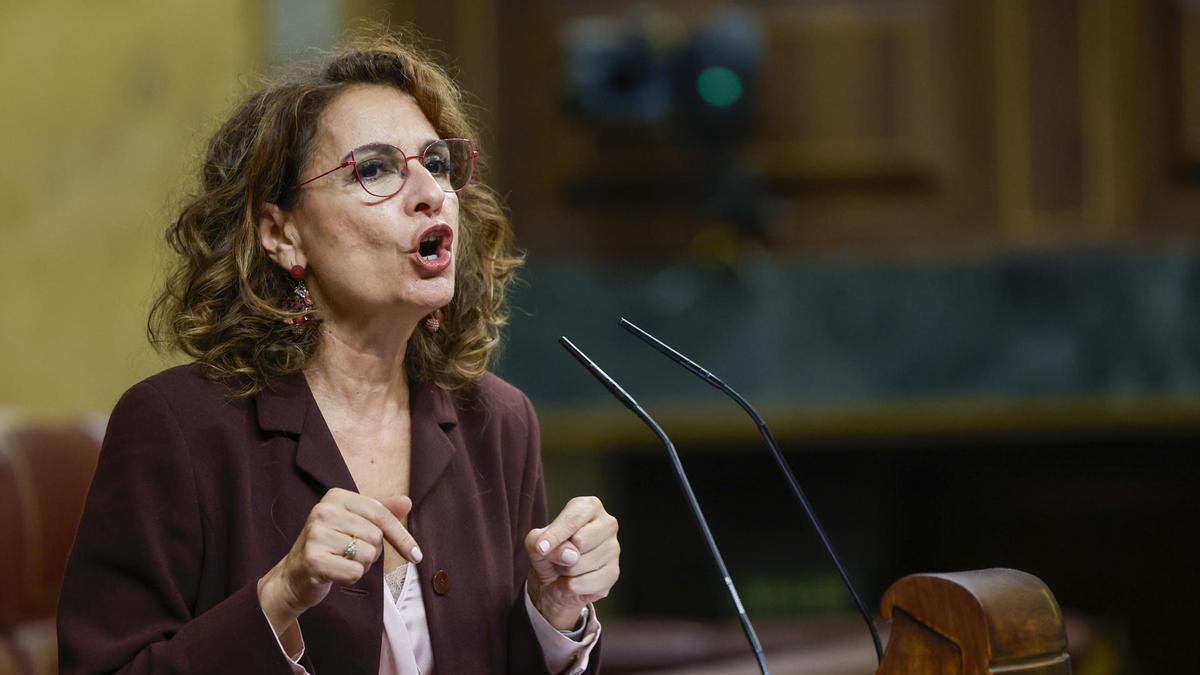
[57,27,620,675]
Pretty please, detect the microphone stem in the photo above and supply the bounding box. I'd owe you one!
[559,337,771,675]
[748,411,884,662]
[646,410,771,675]
[619,318,885,663]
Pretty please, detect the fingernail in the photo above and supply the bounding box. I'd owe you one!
[537,540,551,555]
[411,546,423,563]
[561,548,579,565]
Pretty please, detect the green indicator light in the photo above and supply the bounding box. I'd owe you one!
[696,66,743,108]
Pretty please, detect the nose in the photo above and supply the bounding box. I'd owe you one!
[401,159,446,215]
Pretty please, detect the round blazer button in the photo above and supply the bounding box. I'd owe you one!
[432,569,450,596]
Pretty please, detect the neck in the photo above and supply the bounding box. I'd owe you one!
[304,314,421,421]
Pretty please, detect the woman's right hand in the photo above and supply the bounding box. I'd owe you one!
[257,488,422,634]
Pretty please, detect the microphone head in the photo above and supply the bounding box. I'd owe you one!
[618,317,722,384]
[559,336,640,410]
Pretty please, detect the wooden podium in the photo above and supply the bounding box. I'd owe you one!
[595,567,1073,674]
[876,568,1071,675]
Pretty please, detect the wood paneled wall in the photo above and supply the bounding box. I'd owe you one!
[368,0,1200,258]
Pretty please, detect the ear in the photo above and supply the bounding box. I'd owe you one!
[258,202,306,271]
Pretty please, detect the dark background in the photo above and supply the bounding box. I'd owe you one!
[363,1,1200,672]
[5,0,1198,672]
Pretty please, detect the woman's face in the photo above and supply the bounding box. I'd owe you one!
[282,84,460,325]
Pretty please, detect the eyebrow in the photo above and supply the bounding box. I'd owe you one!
[340,139,441,163]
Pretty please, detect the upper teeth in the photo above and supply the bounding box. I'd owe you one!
[420,235,441,260]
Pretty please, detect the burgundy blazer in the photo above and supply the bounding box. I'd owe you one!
[57,364,601,674]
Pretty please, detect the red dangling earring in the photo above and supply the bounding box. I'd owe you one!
[283,265,315,335]
[423,308,444,333]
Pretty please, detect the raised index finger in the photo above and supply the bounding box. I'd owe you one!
[343,494,423,564]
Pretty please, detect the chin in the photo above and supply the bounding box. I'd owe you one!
[409,280,455,312]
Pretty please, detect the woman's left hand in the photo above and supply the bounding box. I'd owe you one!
[525,496,620,630]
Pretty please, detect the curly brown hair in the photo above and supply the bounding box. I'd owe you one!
[148,26,523,395]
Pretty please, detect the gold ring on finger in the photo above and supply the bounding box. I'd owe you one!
[341,536,358,560]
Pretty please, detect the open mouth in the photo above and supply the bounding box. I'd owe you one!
[418,236,441,260]
[410,224,454,273]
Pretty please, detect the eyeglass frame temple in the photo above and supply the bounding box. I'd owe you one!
[291,160,355,191]
[289,140,480,192]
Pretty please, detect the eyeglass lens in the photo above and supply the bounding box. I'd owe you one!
[353,139,474,197]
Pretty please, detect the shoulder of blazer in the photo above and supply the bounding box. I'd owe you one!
[134,363,239,408]
[122,363,262,444]
[448,372,537,437]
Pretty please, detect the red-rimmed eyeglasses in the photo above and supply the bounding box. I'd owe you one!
[291,138,479,198]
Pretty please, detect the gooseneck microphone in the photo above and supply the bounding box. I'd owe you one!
[559,337,771,675]
[618,318,885,663]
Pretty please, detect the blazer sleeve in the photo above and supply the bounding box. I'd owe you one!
[505,392,603,675]
[57,381,296,675]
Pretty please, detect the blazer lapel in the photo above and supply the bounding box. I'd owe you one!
[295,412,359,494]
[255,371,380,674]
[408,380,459,509]
[256,371,358,493]
[408,380,476,673]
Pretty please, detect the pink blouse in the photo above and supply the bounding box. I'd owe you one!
[266,562,601,674]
